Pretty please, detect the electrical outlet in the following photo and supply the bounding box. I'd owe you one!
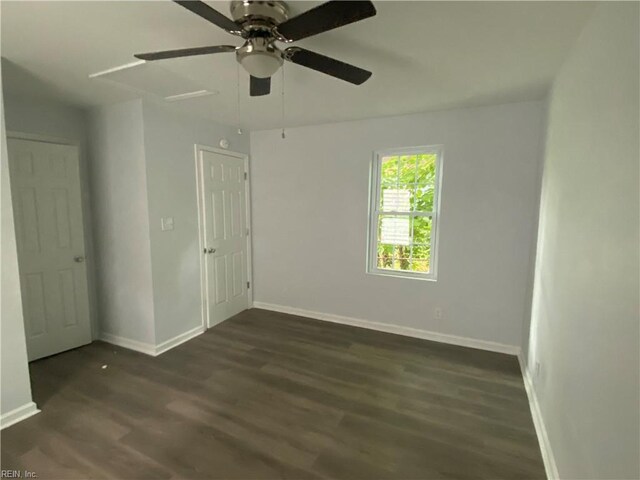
[161,217,174,231]
[434,308,443,320]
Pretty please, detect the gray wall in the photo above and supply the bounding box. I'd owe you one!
[88,99,156,345]
[2,93,99,339]
[525,3,639,478]
[88,99,249,347]
[141,100,249,344]
[0,71,34,418]
[250,101,545,347]
[520,99,549,367]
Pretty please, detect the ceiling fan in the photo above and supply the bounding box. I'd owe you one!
[134,0,376,96]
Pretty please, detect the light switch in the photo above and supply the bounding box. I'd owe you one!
[161,217,174,231]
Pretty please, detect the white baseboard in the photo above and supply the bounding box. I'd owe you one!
[100,325,205,357]
[99,332,156,356]
[155,325,205,356]
[1,402,40,430]
[252,302,520,355]
[518,355,558,480]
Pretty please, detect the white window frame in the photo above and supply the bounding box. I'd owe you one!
[367,145,444,281]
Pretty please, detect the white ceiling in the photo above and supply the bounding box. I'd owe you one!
[1,1,595,130]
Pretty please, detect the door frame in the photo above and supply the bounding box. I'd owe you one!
[194,144,253,329]
[7,131,78,147]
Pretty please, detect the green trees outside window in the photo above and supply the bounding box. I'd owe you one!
[376,153,437,273]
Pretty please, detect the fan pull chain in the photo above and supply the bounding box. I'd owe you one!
[281,64,286,139]
[236,62,242,135]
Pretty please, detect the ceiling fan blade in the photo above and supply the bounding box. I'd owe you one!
[173,0,242,35]
[135,45,236,61]
[276,1,376,42]
[250,76,271,96]
[285,47,371,85]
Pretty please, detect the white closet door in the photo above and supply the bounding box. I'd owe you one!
[8,138,91,361]
[199,149,249,326]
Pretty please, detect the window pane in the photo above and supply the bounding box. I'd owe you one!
[378,215,411,246]
[411,244,430,260]
[411,244,431,273]
[414,185,435,212]
[380,186,412,212]
[412,216,432,244]
[376,243,394,269]
[416,154,436,185]
[411,259,430,273]
[398,155,417,184]
[380,156,398,185]
[394,245,411,271]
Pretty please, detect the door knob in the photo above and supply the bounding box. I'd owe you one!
[74,256,85,263]
[203,248,216,254]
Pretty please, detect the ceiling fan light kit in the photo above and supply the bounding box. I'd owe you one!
[236,37,283,78]
[134,0,377,96]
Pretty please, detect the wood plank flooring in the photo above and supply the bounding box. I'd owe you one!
[1,308,545,479]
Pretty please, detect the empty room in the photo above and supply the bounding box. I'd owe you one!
[1,1,638,479]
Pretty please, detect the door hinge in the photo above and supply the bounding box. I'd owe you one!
[244,172,247,180]
[246,228,250,236]
[247,281,250,289]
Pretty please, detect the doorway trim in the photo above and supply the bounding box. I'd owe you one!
[7,131,78,146]
[194,144,253,329]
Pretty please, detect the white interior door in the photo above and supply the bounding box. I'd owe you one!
[7,138,92,361]
[199,148,249,326]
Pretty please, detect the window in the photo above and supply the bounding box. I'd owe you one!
[367,146,443,280]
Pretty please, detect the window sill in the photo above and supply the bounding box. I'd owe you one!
[366,270,437,282]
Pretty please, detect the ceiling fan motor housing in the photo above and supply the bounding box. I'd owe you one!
[230,1,290,35]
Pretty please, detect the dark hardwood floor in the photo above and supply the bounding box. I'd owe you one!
[1,308,545,479]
